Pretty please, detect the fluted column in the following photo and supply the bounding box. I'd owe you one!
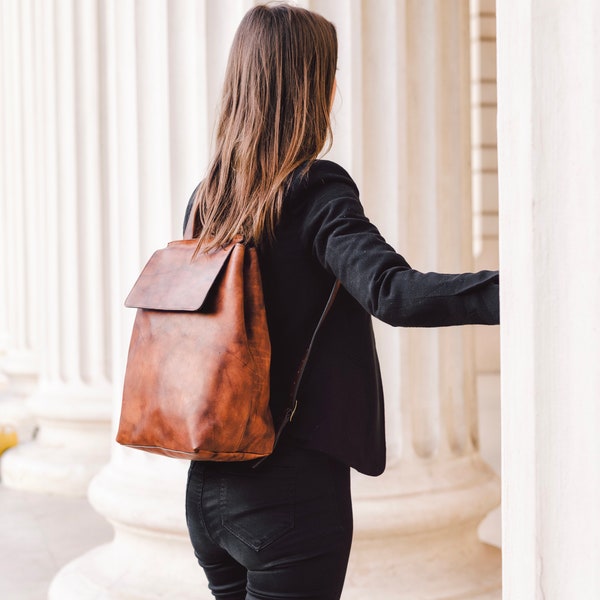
[0,0,39,440]
[0,3,10,391]
[1,0,112,495]
[49,1,249,597]
[327,1,500,597]
[0,11,8,385]
[498,1,600,598]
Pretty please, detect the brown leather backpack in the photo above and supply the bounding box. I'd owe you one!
[116,229,338,462]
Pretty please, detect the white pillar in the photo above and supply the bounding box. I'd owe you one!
[1,0,112,495]
[498,1,600,598]
[0,1,9,388]
[0,5,11,390]
[49,1,249,597]
[0,0,39,439]
[0,0,37,379]
[329,1,500,597]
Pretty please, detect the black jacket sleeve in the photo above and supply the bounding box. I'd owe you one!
[295,161,499,327]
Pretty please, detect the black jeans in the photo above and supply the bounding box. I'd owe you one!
[185,444,353,600]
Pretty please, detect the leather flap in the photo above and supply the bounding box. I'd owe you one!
[125,240,236,311]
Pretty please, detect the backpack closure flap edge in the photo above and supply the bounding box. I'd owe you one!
[124,240,237,311]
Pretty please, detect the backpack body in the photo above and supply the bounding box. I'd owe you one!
[116,240,274,461]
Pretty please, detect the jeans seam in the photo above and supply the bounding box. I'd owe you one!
[197,464,218,547]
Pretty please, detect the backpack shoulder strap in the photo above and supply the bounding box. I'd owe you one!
[285,280,341,424]
[253,279,341,467]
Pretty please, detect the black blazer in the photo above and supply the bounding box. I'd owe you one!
[184,160,499,476]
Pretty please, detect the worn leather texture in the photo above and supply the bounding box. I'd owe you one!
[116,241,274,461]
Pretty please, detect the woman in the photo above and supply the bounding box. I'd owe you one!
[184,4,499,599]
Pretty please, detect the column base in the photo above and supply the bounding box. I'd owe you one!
[343,456,501,599]
[0,395,37,441]
[49,525,211,600]
[49,451,209,599]
[0,383,111,496]
[1,439,110,496]
[0,352,39,440]
[0,351,38,395]
[344,527,500,600]
[0,369,8,390]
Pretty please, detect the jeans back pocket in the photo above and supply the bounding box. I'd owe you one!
[219,465,295,552]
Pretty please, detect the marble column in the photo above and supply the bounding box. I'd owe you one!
[0,0,39,440]
[1,0,112,495]
[49,0,241,596]
[0,2,10,392]
[0,13,9,387]
[497,0,600,598]
[332,1,501,597]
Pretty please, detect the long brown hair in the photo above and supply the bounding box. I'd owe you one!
[191,3,337,251]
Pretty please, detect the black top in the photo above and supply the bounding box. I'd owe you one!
[184,160,499,476]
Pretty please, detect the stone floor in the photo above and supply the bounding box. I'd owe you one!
[0,375,501,600]
[0,484,113,600]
